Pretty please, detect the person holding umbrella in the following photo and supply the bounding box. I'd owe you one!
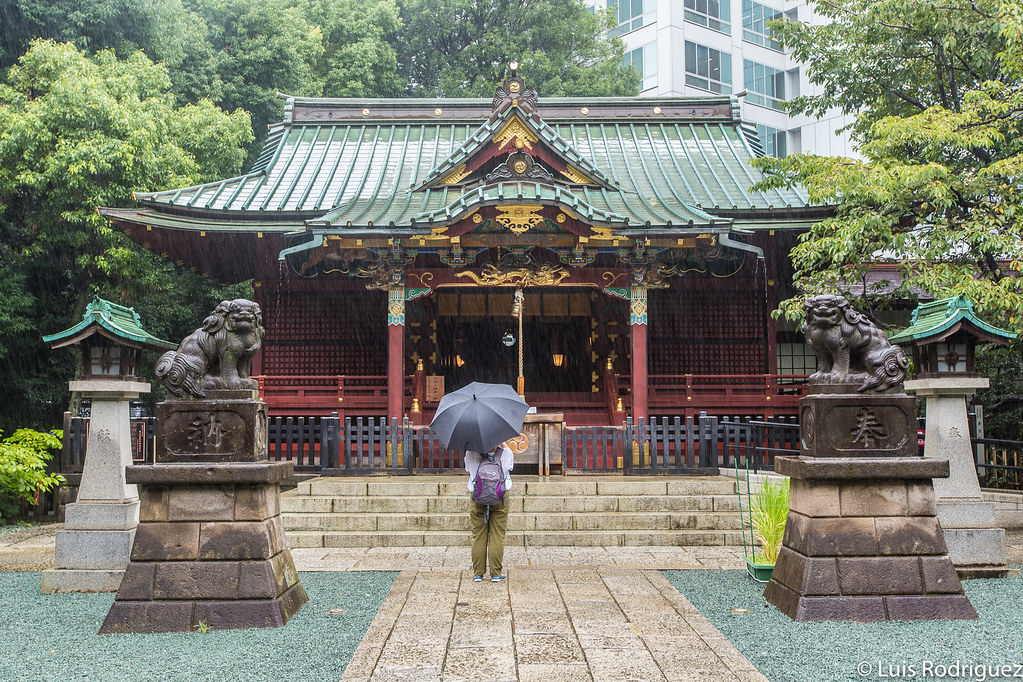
[429,382,530,583]
[464,440,514,581]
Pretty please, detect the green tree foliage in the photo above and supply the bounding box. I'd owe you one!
[305,0,404,98]
[0,0,200,68]
[173,0,324,160]
[0,40,253,431]
[751,1,1023,326]
[0,428,63,522]
[394,0,639,97]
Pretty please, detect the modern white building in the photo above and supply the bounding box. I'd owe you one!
[596,0,856,158]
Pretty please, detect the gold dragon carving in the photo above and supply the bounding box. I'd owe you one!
[455,264,570,287]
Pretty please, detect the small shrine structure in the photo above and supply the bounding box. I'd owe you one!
[99,67,828,427]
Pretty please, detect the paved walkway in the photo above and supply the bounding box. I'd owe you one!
[339,567,764,682]
[5,524,1023,681]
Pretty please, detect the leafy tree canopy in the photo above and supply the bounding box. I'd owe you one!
[394,0,639,97]
[753,0,1023,328]
[0,0,201,68]
[0,40,253,431]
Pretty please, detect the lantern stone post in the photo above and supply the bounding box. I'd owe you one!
[40,297,175,593]
[890,295,1018,578]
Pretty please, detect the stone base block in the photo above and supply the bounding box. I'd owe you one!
[765,571,978,622]
[100,458,306,634]
[799,392,917,458]
[54,528,136,570]
[100,583,308,634]
[156,396,267,463]
[943,527,1008,567]
[937,500,997,528]
[956,565,1021,580]
[41,568,125,593]
[64,500,139,530]
[766,452,977,622]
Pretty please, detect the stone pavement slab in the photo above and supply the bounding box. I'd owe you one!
[340,567,767,682]
[288,544,746,572]
[0,524,59,571]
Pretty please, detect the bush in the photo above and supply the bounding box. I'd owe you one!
[750,476,790,565]
[0,428,64,523]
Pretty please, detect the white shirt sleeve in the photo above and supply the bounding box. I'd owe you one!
[465,451,482,492]
[500,445,514,491]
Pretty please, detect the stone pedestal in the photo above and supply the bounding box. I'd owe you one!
[906,377,1016,578]
[100,461,306,633]
[42,379,149,593]
[764,390,977,622]
[100,394,306,634]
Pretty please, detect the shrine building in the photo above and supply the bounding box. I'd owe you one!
[100,69,828,427]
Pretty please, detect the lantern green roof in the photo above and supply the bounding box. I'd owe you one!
[42,297,176,350]
[888,295,1017,345]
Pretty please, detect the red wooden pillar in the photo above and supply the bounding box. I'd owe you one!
[387,287,405,422]
[630,285,648,422]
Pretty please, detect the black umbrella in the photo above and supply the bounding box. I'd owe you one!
[429,381,530,453]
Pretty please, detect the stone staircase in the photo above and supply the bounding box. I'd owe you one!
[281,475,744,548]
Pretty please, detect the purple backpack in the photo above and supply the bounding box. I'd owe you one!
[472,451,505,514]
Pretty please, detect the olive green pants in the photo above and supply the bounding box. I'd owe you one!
[469,498,509,577]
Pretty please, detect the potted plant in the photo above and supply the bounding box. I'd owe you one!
[745,476,789,582]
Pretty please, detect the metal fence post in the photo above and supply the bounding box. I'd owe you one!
[699,412,718,469]
[401,417,414,473]
[623,417,633,471]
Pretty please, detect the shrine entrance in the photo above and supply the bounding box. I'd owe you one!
[434,287,596,395]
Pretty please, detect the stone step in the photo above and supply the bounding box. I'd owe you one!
[282,475,745,549]
[284,529,745,549]
[297,476,737,498]
[280,494,740,514]
[281,510,742,533]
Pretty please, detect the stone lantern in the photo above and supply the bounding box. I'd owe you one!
[890,295,1018,578]
[40,297,174,592]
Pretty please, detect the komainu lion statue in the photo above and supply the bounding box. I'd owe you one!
[155,299,264,399]
[803,294,908,393]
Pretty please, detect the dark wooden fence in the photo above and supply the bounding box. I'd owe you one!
[62,413,804,476]
[974,438,1023,490]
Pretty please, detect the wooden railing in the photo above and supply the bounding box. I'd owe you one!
[255,374,414,415]
[646,373,808,415]
[254,372,809,420]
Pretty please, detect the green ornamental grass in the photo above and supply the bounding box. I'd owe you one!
[750,477,789,565]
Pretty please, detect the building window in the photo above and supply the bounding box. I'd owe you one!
[742,0,783,51]
[776,339,816,376]
[609,0,653,37]
[684,0,729,34]
[623,43,658,92]
[755,124,787,157]
[685,41,732,94]
[744,59,785,110]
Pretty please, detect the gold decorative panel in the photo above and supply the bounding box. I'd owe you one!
[493,118,538,152]
[494,204,543,233]
[562,165,594,185]
[441,164,470,184]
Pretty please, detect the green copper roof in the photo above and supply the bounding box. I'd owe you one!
[420,106,614,189]
[43,297,175,349]
[889,295,1016,345]
[128,96,813,232]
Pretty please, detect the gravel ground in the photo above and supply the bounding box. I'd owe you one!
[0,571,396,682]
[0,522,37,537]
[663,568,1023,682]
